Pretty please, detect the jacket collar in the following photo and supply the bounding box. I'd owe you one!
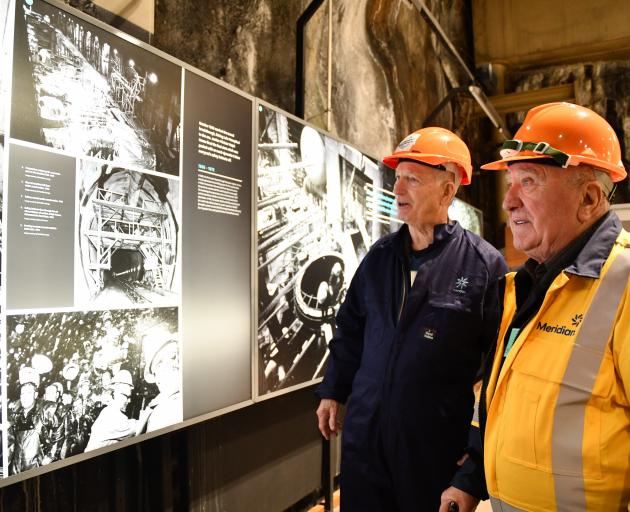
[392,221,461,261]
[565,211,622,278]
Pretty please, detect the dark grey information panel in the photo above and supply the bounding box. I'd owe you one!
[181,70,252,418]
[6,143,76,309]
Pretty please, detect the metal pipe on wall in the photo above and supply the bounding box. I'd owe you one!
[326,0,333,130]
[295,0,326,119]
[410,0,510,139]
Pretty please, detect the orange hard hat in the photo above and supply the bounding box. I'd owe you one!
[382,127,473,185]
[482,102,626,182]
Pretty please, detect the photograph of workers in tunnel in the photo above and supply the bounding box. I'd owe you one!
[77,160,180,307]
[5,306,181,476]
[10,0,181,176]
[256,105,397,396]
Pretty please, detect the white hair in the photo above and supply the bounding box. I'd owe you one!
[443,162,462,190]
[568,165,614,206]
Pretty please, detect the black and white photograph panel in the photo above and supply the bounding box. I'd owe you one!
[256,104,396,396]
[325,134,397,269]
[77,160,180,307]
[449,197,483,236]
[6,307,181,476]
[10,0,181,175]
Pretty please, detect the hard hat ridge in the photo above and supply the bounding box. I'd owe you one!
[382,127,473,185]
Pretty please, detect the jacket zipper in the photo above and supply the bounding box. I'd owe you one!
[397,264,407,324]
[382,263,407,428]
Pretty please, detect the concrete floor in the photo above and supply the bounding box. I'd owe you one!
[308,491,493,511]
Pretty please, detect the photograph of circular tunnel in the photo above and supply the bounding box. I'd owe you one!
[78,161,180,307]
[256,104,397,396]
[10,0,181,176]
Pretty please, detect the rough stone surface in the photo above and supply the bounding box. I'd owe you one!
[153,0,310,114]
[150,1,474,159]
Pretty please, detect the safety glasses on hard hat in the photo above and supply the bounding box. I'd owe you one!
[500,139,570,168]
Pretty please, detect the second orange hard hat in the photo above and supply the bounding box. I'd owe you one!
[482,102,626,182]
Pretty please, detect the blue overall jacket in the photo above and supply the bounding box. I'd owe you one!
[317,221,507,511]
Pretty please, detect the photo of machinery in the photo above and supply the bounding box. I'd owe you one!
[449,197,483,236]
[10,0,181,175]
[78,161,180,306]
[256,104,397,396]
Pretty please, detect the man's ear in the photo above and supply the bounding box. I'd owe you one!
[577,182,605,222]
[442,179,456,205]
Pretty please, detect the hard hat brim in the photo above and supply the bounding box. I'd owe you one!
[481,154,552,170]
[382,152,471,185]
[482,153,627,182]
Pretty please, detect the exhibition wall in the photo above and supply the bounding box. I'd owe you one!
[0,0,484,487]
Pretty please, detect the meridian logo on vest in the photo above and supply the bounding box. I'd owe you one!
[536,313,583,337]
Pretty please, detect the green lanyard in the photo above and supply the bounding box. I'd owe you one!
[503,327,521,358]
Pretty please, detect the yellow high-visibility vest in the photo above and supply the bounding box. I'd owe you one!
[484,231,630,512]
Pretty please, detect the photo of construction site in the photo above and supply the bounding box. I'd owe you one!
[256,104,397,396]
[10,0,181,175]
[77,161,180,307]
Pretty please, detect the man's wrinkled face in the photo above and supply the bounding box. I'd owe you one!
[393,161,448,229]
[503,162,583,262]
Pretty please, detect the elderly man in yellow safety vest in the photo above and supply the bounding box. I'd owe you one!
[441,102,630,512]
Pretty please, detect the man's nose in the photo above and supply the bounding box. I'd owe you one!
[502,183,521,212]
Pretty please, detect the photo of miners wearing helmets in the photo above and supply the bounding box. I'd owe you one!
[256,104,397,397]
[5,307,181,476]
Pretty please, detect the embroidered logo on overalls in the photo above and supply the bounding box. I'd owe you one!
[454,276,469,294]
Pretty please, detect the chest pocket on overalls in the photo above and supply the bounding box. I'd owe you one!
[420,290,481,346]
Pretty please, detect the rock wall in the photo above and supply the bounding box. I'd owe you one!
[151,0,500,233]
[151,0,474,159]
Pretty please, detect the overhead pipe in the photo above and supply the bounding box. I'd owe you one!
[295,0,326,119]
[409,0,511,138]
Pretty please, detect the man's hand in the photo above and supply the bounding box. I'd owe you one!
[316,399,341,440]
[439,486,479,512]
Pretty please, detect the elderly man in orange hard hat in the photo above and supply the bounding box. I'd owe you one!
[442,102,630,512]
[315,127,507,511]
